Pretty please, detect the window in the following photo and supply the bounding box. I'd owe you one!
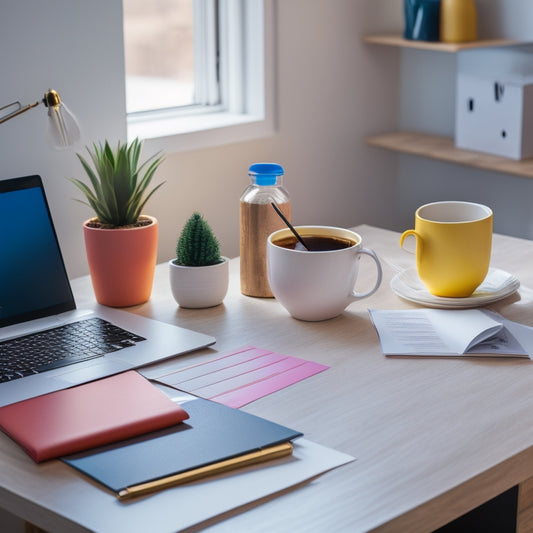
[123,0,198,114]
[122,0,274,153]
[123,0,219,114]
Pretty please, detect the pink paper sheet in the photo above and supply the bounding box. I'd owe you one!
[155,346,329,408]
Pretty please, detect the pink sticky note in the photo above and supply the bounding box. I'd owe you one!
[210,361,329,408]
[155,347,329,407]
[159,347,272,386]
[173,352,287,391]
[192,356,303,397]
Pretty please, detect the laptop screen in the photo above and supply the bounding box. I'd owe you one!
[0,175,75,327]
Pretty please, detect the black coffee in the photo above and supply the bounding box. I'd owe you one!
[274,235,357,251]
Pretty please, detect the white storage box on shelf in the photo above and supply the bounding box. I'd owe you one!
[455,46,533,160]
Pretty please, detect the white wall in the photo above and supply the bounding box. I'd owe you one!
[0,0,402,279]
[0,0,127,280]
[394,0,533,237]
[149,0,404,274]
[3,1,533,281]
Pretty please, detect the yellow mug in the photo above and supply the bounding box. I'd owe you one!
[400,201,493,297]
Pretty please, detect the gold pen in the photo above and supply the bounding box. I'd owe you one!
[117,441,294,500]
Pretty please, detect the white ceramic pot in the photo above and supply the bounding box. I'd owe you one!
[169,257,229,308]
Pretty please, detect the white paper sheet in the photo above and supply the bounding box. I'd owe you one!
[369,308,529,357]
[56,438,355,533]
[48,385,356,532]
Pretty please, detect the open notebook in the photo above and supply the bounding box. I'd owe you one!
[369,308,531,358]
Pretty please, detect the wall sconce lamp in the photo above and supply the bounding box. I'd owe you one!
[0,89,80,149]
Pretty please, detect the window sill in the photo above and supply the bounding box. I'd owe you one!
[128,109,275,154]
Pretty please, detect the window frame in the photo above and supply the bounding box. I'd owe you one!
[126,0,275,154]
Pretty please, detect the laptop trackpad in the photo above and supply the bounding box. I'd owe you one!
[53,359,131,385]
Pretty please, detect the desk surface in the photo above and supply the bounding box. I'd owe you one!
[3,224,533,533]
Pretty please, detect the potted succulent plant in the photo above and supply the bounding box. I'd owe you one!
[169,212,229,308]
[70,138,165,307]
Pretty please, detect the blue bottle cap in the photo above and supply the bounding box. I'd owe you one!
[248,162,284,186]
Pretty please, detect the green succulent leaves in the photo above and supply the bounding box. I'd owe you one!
[176,212,223,267]
[70,138,164,227]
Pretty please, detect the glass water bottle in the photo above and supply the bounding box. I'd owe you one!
[239,163,291,297]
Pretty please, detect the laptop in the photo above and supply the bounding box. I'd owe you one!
[0,175,215,407]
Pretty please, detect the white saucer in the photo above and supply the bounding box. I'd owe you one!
[390,268,520,309]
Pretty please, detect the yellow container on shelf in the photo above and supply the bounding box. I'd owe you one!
[440,0,478,43]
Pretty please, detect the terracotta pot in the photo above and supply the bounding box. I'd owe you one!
[83,216,158,307]
[169,257,229,309]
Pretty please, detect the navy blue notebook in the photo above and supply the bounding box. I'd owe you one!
[62,397,302,496]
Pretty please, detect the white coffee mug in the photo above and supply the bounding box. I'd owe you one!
[267,226,382,321]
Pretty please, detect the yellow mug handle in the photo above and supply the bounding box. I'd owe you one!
[400,229,422,255]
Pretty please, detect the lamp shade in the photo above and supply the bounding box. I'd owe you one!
[0,89,80,149]
[43,90,81,149]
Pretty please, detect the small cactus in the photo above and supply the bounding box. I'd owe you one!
[176,212,223,266]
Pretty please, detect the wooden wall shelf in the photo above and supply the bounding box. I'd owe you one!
[363,34,519,53]
[366,131,533,179]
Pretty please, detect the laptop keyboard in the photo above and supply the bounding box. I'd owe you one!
[0,318,146,383]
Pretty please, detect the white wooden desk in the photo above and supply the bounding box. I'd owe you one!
[3,224,533,532]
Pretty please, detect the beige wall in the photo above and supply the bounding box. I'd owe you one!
[394,0,533,237]
[0,0,402,279]
[3,0,533,283]
[151,1,403,273]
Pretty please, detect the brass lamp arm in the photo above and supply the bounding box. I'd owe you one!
[0,89,80,148]
[0,100,40,124]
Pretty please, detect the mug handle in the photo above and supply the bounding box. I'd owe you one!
[350,248,383,300]
[400,229,422,254]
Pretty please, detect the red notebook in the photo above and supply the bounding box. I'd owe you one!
[0,371,189,462]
